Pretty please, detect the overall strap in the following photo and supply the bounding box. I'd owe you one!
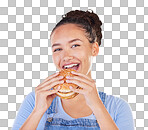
[46,97,57,114]
[98,91,106,106]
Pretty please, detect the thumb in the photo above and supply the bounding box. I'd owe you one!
[52,93,57,99]
[47,93,57,102]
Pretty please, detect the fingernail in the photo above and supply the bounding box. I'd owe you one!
[60,80,64,83]
[56,72,59,75]
[66,80,69,83]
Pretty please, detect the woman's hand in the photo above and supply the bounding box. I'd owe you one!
[66,71,101,109]
[34,72,64,114]
[20,72,64,130]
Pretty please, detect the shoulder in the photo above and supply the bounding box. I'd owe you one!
[104,93,134,127]
[19,91,35,110]
[24,91,35,102]
[98,91,133,118]
[12,91,36,129]
[105,94,131,112]
[98,91,128,109]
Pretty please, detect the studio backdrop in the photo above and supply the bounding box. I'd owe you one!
[0,0,148,129]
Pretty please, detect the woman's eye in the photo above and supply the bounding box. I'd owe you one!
[53,45,80,52]
[72,44,80,48]
[53,48,62,52]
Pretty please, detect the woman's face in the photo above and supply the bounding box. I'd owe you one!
[50,24,98,78]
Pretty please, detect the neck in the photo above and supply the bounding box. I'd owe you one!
[61,94,86,107]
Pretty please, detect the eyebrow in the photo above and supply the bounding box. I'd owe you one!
[52,38,82,48]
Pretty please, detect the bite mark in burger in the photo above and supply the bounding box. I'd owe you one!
[53,68,82,99]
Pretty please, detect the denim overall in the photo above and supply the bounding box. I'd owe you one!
[44,91,106,130]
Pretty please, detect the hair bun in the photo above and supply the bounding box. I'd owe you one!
[52,10,102,46]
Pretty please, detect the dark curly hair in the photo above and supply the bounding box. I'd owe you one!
[51,10,102,46]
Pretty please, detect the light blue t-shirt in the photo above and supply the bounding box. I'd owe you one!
[12,91,135,130]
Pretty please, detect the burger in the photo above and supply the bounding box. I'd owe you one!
[54,68,82,99]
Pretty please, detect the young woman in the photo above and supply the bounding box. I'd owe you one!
[12,10,135,130]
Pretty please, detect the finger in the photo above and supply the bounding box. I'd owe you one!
[40,72,60,86]
[66,79,90,89]
[71,71,95,83]
[36,86,60,97]
[45,86,61,96]
[69,86,85,95]
[36,74,63,90]
[42,80,64,91]
[37,87,60,99]
[66,76,95,87]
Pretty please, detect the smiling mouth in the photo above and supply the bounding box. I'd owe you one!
[63,63,80,71]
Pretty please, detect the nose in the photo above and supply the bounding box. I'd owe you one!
[63,56,73,62]
[62,50,73,62]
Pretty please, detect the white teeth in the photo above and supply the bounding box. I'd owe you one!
[64,64,78,69]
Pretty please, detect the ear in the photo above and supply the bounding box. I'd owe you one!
[91,42,99,56]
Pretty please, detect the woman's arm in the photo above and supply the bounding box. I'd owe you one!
[12,72,63,130]
[92,98,119,130]
[114,97,135,130]
[12,92,37,130]
[66,71,119,129]
[66,71,134,129]
[12,91,47,130]
[92,96,135,130]
[20,109,44,130]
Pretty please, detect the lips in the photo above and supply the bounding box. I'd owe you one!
[62,63,80,70]
[73,64,79,71]
[65,64,80,71]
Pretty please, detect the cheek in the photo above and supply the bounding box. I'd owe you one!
[52,48,90,63]
[52,55,59,65]
[82,50,92,64]
[78,52,90,64]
